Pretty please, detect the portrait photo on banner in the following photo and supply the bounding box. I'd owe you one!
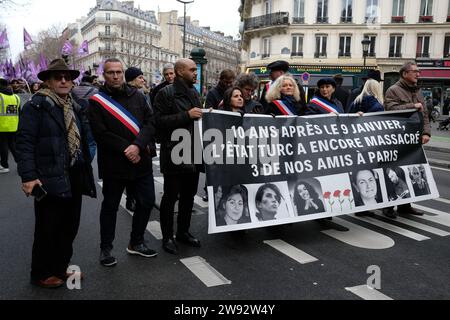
[383,166,411,202]
[349,169,384,208]
[213,185,252,227]
[408,164,431,197]
[288,178,326,216]
[245,182,295,222]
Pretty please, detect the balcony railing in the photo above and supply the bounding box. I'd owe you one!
[244,12,289,30]
[416,52,430,58]
[316,16,329,23]
[368,52,376,57]
[314,52,327,58]
[98,47,117,54]
[365,16,378,24]
[98,32,118,38]
[419,15,433,23]
[292,17,305,24]
[339,52,351,57]
[261,53,271,58]
[291,52,303,57]
[340,16,353,23]
[389,52,402,58]
[391,16,405,23]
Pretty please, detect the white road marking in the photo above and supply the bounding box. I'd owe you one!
[411,204,450,228]
[180,256,231,288]
[435,198,450,205]
[345,285,393,300]
[152,161,160,166]
[321,217,395,250]
[430,166,450,173]
[264,239,318,264]
[350,215,430,241]
[374,212,450,237]
[194,196,209,208]
[154,177,164,185]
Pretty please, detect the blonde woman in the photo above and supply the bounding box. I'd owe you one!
[265,75,305,116]
[349,79,384,113]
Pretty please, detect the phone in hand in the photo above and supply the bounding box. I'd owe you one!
[31,184,47,201]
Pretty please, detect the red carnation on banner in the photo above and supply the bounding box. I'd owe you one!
[333,190,341,198]
[343,189,351,197]
[323,192,331,199]
[344,189,354,209]
[324,191,335,212]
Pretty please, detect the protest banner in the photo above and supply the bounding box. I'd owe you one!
[200,110,439,234]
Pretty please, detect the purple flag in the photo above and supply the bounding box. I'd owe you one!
[96,61,104,76]
[23,28,33,48]
[39,53,48,71]
[77,40,89,56]
[0,29,10,49]
[28,61,39,81]
[61,40,73,55]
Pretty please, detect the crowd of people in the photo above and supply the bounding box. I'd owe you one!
[0,57,431,288]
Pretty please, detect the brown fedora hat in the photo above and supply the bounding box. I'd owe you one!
[38,59,80,81]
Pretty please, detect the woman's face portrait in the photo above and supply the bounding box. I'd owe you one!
[281,79,295,96]
[224,193,244,221]
[355,170,377,201]
[257,188,280,215]
[319,84,335,99]
[387,169,399,184]
[230,89,244,109]
[297,184,311,200]
[411,167,421,182]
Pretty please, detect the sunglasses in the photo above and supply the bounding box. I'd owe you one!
[52,74,72,81]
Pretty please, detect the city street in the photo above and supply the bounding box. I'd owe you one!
[1,129,450,301]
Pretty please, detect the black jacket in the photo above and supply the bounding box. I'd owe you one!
[154,78,201,175]
[16,94,96,198]
[88,84,155,180]
[150,81,171,106]
[205,85,226,109]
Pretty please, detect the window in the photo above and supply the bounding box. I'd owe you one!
[264,0,271,15]
[339,35,351,57]
[317,0,328,23]
[106,13,111,21]
[365,0,379,23]
[262,37,271,58]
[293,0,305,23]
[315,35,327,57]
[341,0,353,23]
[392,0,405,22]
[444,35,450,58]
[364,35,377,57]
[389,35,402,57]
[419,0,433,22]
[105,26,110,35]
[416,35,430,58]
[291,35,303,57]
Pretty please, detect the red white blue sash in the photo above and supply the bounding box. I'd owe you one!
[91,93,141,136]
[273,99,295,116]
[310,97,340,114]
[265,82,271,92]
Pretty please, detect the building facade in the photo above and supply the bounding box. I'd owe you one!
[240,0,450,112]
[70,0,178,83]
[159,11,240,87]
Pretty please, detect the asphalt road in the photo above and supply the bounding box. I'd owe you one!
[0,151,449,302]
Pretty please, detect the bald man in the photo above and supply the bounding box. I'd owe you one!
[154,58,202,255]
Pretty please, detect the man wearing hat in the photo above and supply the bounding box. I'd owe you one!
[260,60,306,113]
[346,69,383,111]
[333,74,350,108]
[16,59,97,288]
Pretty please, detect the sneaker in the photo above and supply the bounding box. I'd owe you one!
[100,249,117,267]
[126,243,158,258]
[0,167,10,174]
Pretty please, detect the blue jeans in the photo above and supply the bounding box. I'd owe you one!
[100,173,155,250]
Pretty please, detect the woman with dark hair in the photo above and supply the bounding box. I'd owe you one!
[216,185,251,226]
[306,78,344,115]
[293,181,325,216]
[255,183,283,221]
[351,170,382,206]
[221,87,245,115]
[30,82,41,94]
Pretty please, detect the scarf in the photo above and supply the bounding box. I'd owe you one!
[39,88,81,162]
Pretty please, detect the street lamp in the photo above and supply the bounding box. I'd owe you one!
[176,0,194,58]
[361,38,371,67]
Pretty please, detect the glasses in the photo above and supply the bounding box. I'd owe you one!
[406,70,420,74]
[105,70,123,76]
[52,74,72,81]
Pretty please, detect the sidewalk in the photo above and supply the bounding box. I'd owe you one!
[425,122,450,168]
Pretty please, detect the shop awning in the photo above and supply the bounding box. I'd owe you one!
[419,69,450,79]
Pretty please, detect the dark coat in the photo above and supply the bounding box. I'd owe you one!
[306,94,344,115]
[265,97,305,116]
[348,95,384,113]
[334,86,350,110]
[346,86,363,112]
[244,99,264,114]
[205,85,226,109]
[16,94,96,198]
[150,81,171,106]
[87,84,155,180]
[154,78,201,175]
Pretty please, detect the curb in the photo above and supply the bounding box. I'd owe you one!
[424,145,450,154]
[428,158,450,169]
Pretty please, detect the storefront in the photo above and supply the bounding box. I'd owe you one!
[417,59,450,116]
[246,65,373,102]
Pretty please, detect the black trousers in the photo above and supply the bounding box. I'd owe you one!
[0,132,17,168]
[100,173,155,250]
[160,172,200,240]
[31,193,82,281]
[385,203,412,211]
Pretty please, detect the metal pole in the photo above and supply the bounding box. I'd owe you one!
[183,3,186,58]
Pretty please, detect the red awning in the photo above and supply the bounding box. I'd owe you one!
[419,69,450,79]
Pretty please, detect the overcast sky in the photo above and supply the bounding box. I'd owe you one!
[1,0,241,60]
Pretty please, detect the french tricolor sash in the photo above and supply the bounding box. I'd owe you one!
[310,97,340,114]
[91,93,141,136]
[265,82,271,92]
[272,99,296,116]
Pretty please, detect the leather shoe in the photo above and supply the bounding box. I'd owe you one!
[62,271,84,281]
[162,238,178,255]
[176,232,201,248]
[397,206,424,216]
[383,208,397,219]
[31,276,64,288]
